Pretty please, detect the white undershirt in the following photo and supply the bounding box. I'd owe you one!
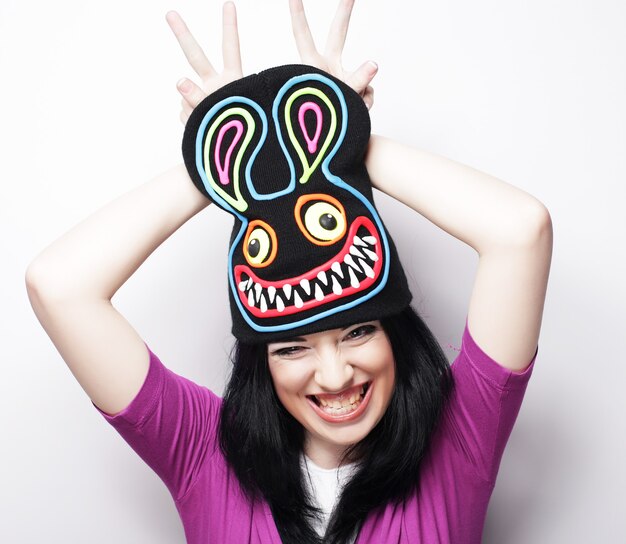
[300,453,359,541]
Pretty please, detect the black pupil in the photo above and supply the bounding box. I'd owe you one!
[319,213,337,230]
[248,239,260,258]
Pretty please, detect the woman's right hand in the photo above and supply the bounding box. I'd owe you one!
[166,2,243,126]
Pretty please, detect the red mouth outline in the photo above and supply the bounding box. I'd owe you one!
[234,216,382,318]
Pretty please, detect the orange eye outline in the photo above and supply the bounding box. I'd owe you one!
[294,193,347,246]
[243,220,277,268]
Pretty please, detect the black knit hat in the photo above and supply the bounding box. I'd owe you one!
[182,64,411,343]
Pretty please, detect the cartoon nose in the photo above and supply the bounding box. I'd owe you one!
[314,349,355,393]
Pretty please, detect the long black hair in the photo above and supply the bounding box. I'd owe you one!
[218,305,453,543]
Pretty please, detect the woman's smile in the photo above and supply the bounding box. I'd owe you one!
[306,380,373,422]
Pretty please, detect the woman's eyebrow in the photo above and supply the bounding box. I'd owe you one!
[271,325,362,345]
[270,336,307,345]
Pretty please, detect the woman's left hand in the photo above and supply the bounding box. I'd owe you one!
[289,0,378,110]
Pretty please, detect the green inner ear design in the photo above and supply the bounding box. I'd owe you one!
[204,107,256,212]
[285,88,337,184]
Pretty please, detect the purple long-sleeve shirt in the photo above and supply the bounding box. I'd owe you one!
[93,319,537,543]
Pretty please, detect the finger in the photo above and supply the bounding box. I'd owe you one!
[362,85,374,110]
[289,0,319,64]
[324,0,355,60]
[180,110,189,126]
[345,60,378,95]
[166,11,216,80]
[181,97,194,118]
[176,77,208,109]
[222,2,243,75]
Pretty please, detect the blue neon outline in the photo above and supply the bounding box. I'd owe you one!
[221,73,392,333]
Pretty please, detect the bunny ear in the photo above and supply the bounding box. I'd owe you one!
[190,97,267,215]
[273,74,343,185]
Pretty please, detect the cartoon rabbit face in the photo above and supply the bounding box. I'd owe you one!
[183,66,393,336]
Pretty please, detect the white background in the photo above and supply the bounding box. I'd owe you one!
[2,0,624,542]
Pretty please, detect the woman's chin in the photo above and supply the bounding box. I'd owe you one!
[308,417,375,449]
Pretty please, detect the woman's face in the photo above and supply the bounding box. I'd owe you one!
[267,321,395,466]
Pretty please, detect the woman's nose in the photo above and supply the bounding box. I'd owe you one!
[314,349,355,392]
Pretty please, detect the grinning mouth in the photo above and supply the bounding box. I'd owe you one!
[307,381,371,406]
[307,381,373,419]
[234,216,383,318]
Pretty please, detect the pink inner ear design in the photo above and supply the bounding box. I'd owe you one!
[215,120,244,185]
[298,101,322,154]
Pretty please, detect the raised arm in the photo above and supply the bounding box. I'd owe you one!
[365,135,553,371]
[284,0,553,371]
[25,4,243,416]
[26,166,209,415]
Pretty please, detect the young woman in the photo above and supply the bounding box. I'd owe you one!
[25,1,553,543]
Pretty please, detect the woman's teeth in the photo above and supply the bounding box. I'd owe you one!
[314,385,366,415]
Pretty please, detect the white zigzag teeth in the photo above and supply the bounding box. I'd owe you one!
[283,284,292,299]
[353,235,368,247]
[331,262,344,279]
[332,275,343,295]
[344,254,360,272]
[314,283,324,301]
[349,245,365,259]
[238,277,252,292]
[300,278,311,295]
[359,258,375,278]
[348,267,360,288]
[243,230,379,311]
[267,285,276,303]
[363,247,378,262]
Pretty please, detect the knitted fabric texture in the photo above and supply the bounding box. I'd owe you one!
[182,64,411,343]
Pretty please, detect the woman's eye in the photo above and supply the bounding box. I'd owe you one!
[345,325,377,340]
[272,346,305,357]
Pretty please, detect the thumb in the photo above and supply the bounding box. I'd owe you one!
[346,61,378,96]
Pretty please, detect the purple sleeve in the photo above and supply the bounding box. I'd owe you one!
[92,344,223,502]
[436,318,538,485]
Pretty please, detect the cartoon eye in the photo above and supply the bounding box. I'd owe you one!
[295,194,347,246]
[243,220,277,268]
